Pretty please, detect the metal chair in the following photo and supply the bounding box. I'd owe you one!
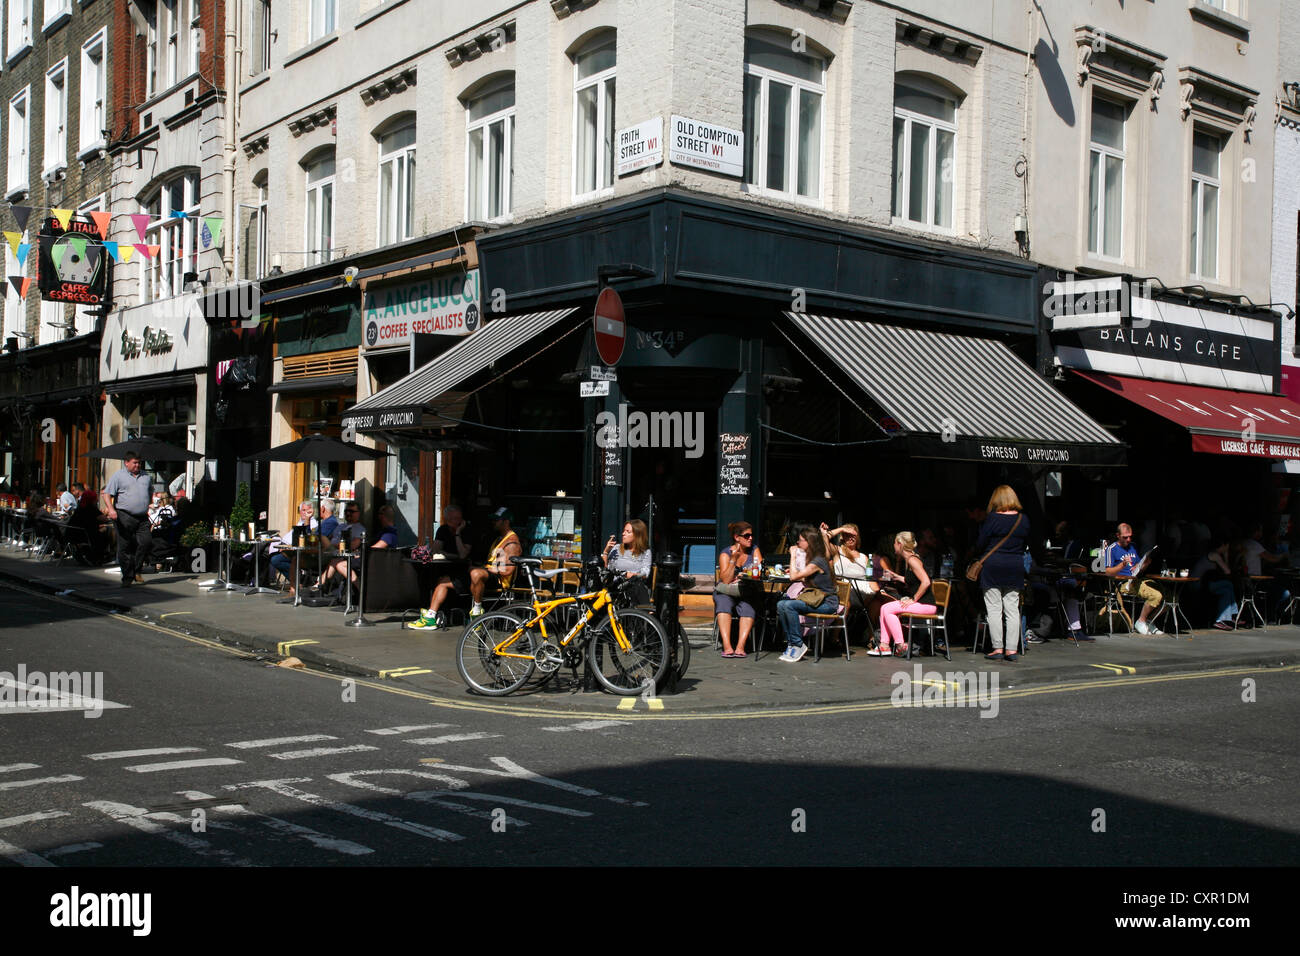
[803,580,853,662]
[902,580,952,661]
[1095,576,1133,634]
[1235,578,1267,630]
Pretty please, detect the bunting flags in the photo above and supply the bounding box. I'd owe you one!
[8,276,30,299]
[3,231,20,256]
[9,205,32,232]
[130,213,151,241]
[204,216,224,249]
[3,205,229,263]
[170,210,187,220]
[89,211,112,238]
[118,245,135,264]
[52,243,67,271]
[51,208,73,229]
[104,241,119,261]
[133,243,160,259]
[15,243,29,268]
[84,244,102,270]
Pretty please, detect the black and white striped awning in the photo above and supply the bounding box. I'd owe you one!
[342,308,580,431]
[782,312,1124,466]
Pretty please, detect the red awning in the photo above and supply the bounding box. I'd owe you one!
[1076,371,1300,459]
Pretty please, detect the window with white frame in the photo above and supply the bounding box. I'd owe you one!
[7,87,30,196]
[80,30,107,154]
[165,0,179,88]
[309,0,335,42]
[891,78,958,230]
[573,35,615,198]
[45,0,70,28]
[141,172,200,302]
[305,153,335,265]
[378,121,416,245]
[1088,95,1128,260]
[465,80,514,222]
[146,5,159,97]
[74,196,105,335]
[44,60,67,177]
[40,295,65,346]
[249,176,268,279]
[1190,129,1222,280]
[250,0,271,75]
[742,32,824,202]
[8,0,32,59]
[190,0,202,76]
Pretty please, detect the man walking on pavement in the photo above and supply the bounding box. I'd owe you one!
[101,451,154,587]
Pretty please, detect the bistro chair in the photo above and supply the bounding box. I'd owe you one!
[902,580,952,662]
[803,580,853,663]
[1234,578,1267,631]
[1095,576,1134,634]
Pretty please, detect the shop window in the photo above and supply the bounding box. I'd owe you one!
[305,152,335,265]
[139,172,200,302]
[742,31,824,202]
[1088,95,1129,261]
[377,121,416,245]
[891,76,958,230]
[573,33,615,199]
[465,78,514,222]
[1189,129,1222,281]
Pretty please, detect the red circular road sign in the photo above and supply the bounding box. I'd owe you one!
[593,287,626,367]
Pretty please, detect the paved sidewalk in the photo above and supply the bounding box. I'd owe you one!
[3,551,1297,714]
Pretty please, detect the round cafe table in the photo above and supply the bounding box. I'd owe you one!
[1145,575,1198,635]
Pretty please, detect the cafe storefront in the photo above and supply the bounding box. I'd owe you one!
[99,295,210,498]
[344,189,1121,563]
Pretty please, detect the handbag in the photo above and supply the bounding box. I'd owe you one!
[714,581,742,598]
[965,513,1023,583]
[797,586,829,608]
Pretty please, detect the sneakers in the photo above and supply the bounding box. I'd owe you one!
[1026,635,1046,644]
[780,644,809,662]
[866,646,890,656]
[408,610,440,629]
[469,603,484,618]
[1213,620,1235,631]
[1134,621,1164,635]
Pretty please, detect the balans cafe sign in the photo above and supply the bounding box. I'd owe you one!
[363,269,480,347]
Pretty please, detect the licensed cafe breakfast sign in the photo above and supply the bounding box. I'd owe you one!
[363,269,481,348]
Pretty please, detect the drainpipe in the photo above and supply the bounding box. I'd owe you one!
[223,0,241,278]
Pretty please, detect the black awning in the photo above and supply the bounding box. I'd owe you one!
[105,372,197,395]
[267,373,357,395]
[781,312,1125,467]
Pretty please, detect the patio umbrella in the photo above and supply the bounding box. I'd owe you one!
[87,436,204,462]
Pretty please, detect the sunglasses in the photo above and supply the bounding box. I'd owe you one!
[738,533,753,539]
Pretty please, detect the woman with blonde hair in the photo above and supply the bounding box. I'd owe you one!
[871,531,936,656]
[971,484,1029,661]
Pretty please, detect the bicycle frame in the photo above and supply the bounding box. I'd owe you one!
[494,585,633,660]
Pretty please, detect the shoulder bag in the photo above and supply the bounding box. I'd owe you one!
[965,513,1023,583]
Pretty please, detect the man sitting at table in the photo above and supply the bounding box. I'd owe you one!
[317,503,365,597]
[410,506,474,630]
[269,500,317,595]
[469,508,521,618]
[319,499,339,542]
[1106,522,1164,634]
[55,482,77,514]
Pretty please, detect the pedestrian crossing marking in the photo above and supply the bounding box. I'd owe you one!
[0,810,69,828]
[403,733,501,745]
[1090,663,1137,675]
[88,747,203,761]
[541,720,630,732]
[267,744,380,760]
[0,763,41,774]
[0,774,84,792]
[366,724,455,735]
[277,639,319,656]
[378,666,433,678]
[227,734,337,749]
[0,836,56,867]
[177,790,373,856]
[125,758,244,773]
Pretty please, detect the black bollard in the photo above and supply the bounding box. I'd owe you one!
[655,552,684,684]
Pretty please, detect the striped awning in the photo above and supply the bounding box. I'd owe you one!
[342,308,580,431]
[782,312,1124,466]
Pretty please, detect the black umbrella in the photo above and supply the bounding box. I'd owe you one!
[87,436,204,462]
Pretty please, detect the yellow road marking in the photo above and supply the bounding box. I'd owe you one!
[1090,663,1137,675]
[647,698,664,710]
[913,679,960,691]
[7,579,1295,723]
[277,639,319,656]
[616,697,635,711]
[379,666,433,678]
[159,612,192,620]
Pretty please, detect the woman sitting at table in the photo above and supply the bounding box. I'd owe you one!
[603,518,652,603]
[714,520,763,658]
[1192,537,1238,631]
[870,531,937,657]
[775,526,838,662]
[824,522,881,644]
[269,500,317,595]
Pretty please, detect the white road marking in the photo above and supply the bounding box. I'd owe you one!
[324,769,591,818]
[0,810,69,828]
[365,724,455,736]
[125,758,244,774]
[83,801,256,866]
[326,770,529,827]
[0,676,127,715]
[87,747,204,761]
[403,733,502,745]
[266,745,379,760]
[540,720,629,733]
[177,790,372,857]
[226,734,338,749]
[436,757,650,807]
[225,778,464,843]
[0,774,84,792]
[0,836,55,867]
[0,763,41,773]
[44,843,103,857]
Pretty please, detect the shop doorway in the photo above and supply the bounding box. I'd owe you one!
[620,404,716,557]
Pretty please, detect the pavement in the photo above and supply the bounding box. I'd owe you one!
[3,549,1297,714]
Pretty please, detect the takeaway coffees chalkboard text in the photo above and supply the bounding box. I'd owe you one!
[719,433,751,495]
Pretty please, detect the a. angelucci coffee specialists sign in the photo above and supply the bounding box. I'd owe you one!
[1053,294,1279,393]
[362,269,481,348]
[100,294,209,382]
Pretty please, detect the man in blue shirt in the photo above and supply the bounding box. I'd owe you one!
[1105,522,1164,634]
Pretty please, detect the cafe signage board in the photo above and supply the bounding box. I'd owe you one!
[362,269,481,348]
[100,294,209,382]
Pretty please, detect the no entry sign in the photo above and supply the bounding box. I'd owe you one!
[594,287,626,366]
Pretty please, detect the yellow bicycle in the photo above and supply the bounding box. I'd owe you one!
[455,558,669,696]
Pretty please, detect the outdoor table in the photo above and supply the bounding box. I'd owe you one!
[202,535,241,592]
[328,547,364,615]
[241,537,280,596]
[277,545,330,607]
[1146,575,1198,635]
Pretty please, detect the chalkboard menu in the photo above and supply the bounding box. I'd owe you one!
[603,443,623,486]
[719,432,751,495]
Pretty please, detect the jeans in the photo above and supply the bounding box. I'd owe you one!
[778,595,837,647]
[1206,579,1238,623]
[984,587,1021,652]
[269,551,292,582]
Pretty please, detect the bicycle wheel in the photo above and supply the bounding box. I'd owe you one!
[671,619,690,680]
[586,608,670,695]
[455,612,537,696]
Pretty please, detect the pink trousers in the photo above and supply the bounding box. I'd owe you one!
[879,600,937,647]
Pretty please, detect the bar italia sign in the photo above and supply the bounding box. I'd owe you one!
[363,269,480,348]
